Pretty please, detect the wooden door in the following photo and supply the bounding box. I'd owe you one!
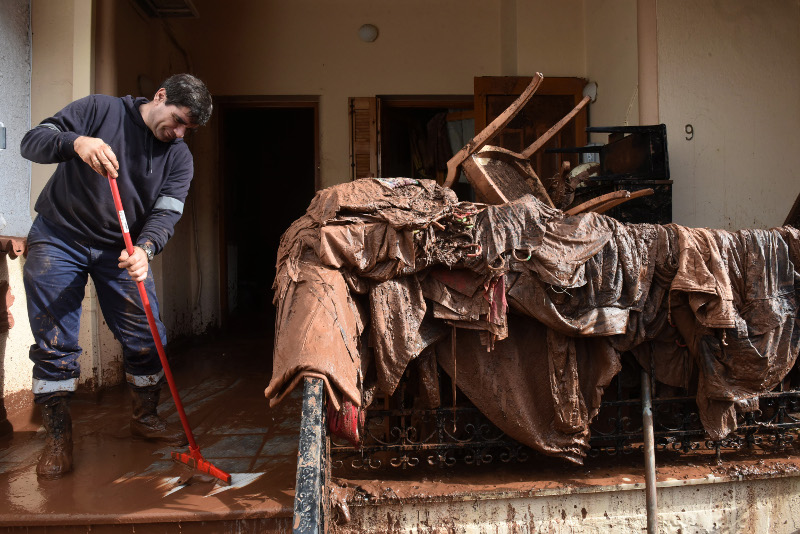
[349,96,473,182]
[349,97,378,179]
[474,76,588,182]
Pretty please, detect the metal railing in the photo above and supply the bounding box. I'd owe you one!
[293,377,328,534]
[295,361,800,534]
[329,364,800,471]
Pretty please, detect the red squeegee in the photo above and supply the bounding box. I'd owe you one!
[108,175,231,485]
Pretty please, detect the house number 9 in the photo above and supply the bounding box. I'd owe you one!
[685,124,694,141]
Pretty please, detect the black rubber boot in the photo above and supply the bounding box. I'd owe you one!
[129,383,188,446]
[37,396,73,479]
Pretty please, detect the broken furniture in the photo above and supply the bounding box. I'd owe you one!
[564,187,655,216]
[445,76,657,219]
[473,76,590,182]
[454,91,592,207]
[443,73,544,191]
[550,124,672,223]
[281,76,797,533]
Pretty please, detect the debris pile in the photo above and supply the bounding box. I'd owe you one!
[265,177,800,464]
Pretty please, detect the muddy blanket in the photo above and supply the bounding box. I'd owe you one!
[266,178,800,462]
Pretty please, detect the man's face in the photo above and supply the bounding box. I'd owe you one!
[147,89,199,142]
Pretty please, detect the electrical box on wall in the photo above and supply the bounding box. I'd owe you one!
[581,143,602,164]
[0,122,6,150]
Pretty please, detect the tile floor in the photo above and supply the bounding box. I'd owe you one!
[0,329,299,531]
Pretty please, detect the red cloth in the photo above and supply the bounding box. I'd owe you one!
[328,400,364,448]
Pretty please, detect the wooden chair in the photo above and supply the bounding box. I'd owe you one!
[445,74,649,215]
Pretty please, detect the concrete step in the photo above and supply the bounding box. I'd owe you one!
[330,451,800,533]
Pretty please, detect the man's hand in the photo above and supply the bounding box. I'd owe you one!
[119,247,149,282]
[74,136,119,178]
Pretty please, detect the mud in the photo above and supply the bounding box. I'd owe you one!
[0,323,298,528]
[331,447,800,506]
[269,178,800,467]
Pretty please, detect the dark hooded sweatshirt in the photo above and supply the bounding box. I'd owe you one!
[21,94,193,255]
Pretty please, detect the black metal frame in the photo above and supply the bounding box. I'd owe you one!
[330,362,800,471]
[293,377,328,534]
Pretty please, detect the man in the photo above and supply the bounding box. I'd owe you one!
[20,73,213,479]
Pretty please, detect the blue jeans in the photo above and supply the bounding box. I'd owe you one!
[24,216,167,401]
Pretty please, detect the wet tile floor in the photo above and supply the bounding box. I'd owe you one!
[0,330,299,530]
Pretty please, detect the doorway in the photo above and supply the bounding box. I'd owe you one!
[218,101,319,331]
[349,95,475,201]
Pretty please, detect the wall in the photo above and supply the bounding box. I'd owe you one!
[29,0,95,215]
[343,474,800,533]
[0,1,35,416]
[658,0,800,229]
[585,0,640,139]
[0,0,125,406]
[0,0,34,238]
[515,0,586,77]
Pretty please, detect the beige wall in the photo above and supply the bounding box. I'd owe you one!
[658,0,800,229]
[586,0,640,139]
[516,0,586,77]
[12,1,638,401]
[180,0,502,188]
[5,0,124,402]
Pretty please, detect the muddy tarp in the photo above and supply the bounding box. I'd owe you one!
[654,226,800,438]
[267,261,365,410]
[266,178,800,463]
[436,316,622,464]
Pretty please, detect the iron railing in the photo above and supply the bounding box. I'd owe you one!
[329,365,800,471]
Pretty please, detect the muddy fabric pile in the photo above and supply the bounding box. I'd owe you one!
[265,177,800,464]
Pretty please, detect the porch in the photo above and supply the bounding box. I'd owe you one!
[2,326,800,533]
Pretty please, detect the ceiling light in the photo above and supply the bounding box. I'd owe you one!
[358,24,379,43]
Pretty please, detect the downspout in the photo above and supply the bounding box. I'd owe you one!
[641,365,658,534]
[637,0,659,124]
[638,4,660,525]
[94,0,116,96]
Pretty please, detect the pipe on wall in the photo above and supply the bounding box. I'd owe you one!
[637,0,659,124]
[94,0,116,96]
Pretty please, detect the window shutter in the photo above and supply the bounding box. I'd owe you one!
[349,97,377,179]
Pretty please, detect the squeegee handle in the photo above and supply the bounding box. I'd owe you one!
[107,176,200,453]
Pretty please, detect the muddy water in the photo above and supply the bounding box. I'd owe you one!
[0,327,298,527]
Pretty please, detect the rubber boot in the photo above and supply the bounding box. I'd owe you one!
[129,383,188,446]
[37,396,73,479]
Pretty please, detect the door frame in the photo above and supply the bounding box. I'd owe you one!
[375,95,473,178]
